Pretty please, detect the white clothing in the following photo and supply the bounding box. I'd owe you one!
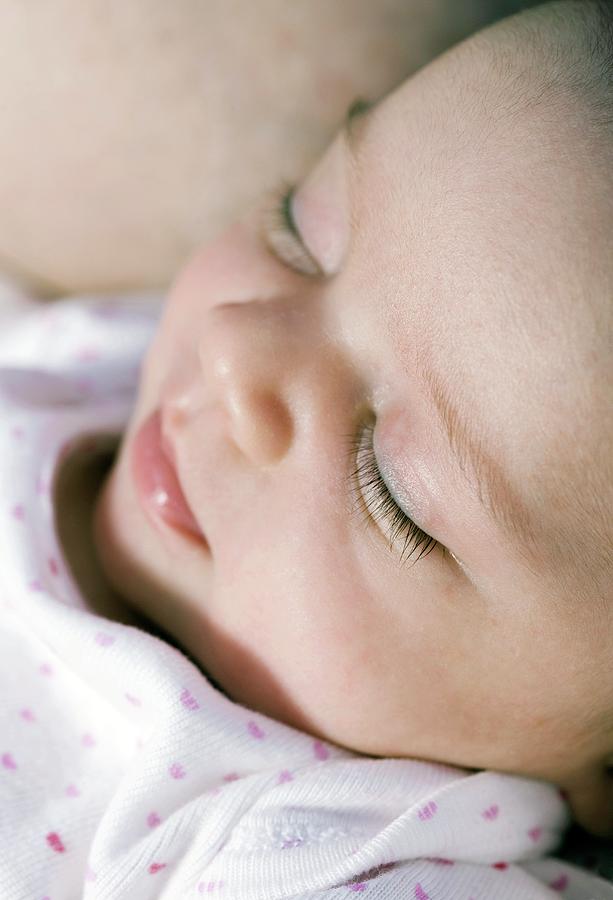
[0,278,611,900]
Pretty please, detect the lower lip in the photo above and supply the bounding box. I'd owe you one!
[131,409,208,548]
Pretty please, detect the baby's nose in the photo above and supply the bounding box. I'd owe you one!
[198,299,298,467]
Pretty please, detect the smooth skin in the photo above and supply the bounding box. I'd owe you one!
[91,5,613,837]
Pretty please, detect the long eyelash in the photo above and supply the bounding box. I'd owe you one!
[261,179,322,277]
[343,419,439,566]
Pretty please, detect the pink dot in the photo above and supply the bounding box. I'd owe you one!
[85,864,97,883]
[180,688,200,711]
[549,873,569,891]
[222,772,240,782]
[149,862,167,874]
[278,769,293,783]
[29,579,43,592]
[2,752,17,770]
[147,812,161,829]
[247,720,265,739]
[415,885,430,900]
[169,762,185,779]
[125,692,142,706]
[348,884,366,893]
[313,740,329,760]
[39,662,54,676]
[482,804,499,820]
[48,557,60,576]
[20,708,35,722]
[46,832,66,853]
[11,503,25,520]
[81,733,96,748]
[492,862,508,871]
[417,801,437,821]
[65,784,80,797]
[528,826,543,842]
[11,426,24,439]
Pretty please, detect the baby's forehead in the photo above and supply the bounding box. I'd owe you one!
[345,28,612,601]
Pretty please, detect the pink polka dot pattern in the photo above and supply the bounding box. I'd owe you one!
[147,812,161,829]
[169,762,186,779]
[482,804,499,821]
[313,740,329,760]
[46,833,66,853]
[418,801,437,822]
[1,752,17,770]
[247,720,265,739]
[180,688,200,711]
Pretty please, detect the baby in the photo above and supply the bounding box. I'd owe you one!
[95,0,613,831]
[0,1,612,897]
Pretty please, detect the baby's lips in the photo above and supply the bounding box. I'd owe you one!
[132,408,208,545]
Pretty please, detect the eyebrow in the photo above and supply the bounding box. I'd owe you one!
[417,360,542,568]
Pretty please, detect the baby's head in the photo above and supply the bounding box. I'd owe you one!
[95,1,613,835]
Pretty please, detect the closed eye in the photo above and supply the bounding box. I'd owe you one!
[345,418,441,566]
[261,180,324,278]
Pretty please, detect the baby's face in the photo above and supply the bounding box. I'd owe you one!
[95,21,613,834]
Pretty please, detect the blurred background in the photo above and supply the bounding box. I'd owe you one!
[0,0,531,298]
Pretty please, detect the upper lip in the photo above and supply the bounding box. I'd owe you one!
[158,406,210,550]
[159,416,178,470]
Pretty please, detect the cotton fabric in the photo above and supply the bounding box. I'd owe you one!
[0,278,611,900]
